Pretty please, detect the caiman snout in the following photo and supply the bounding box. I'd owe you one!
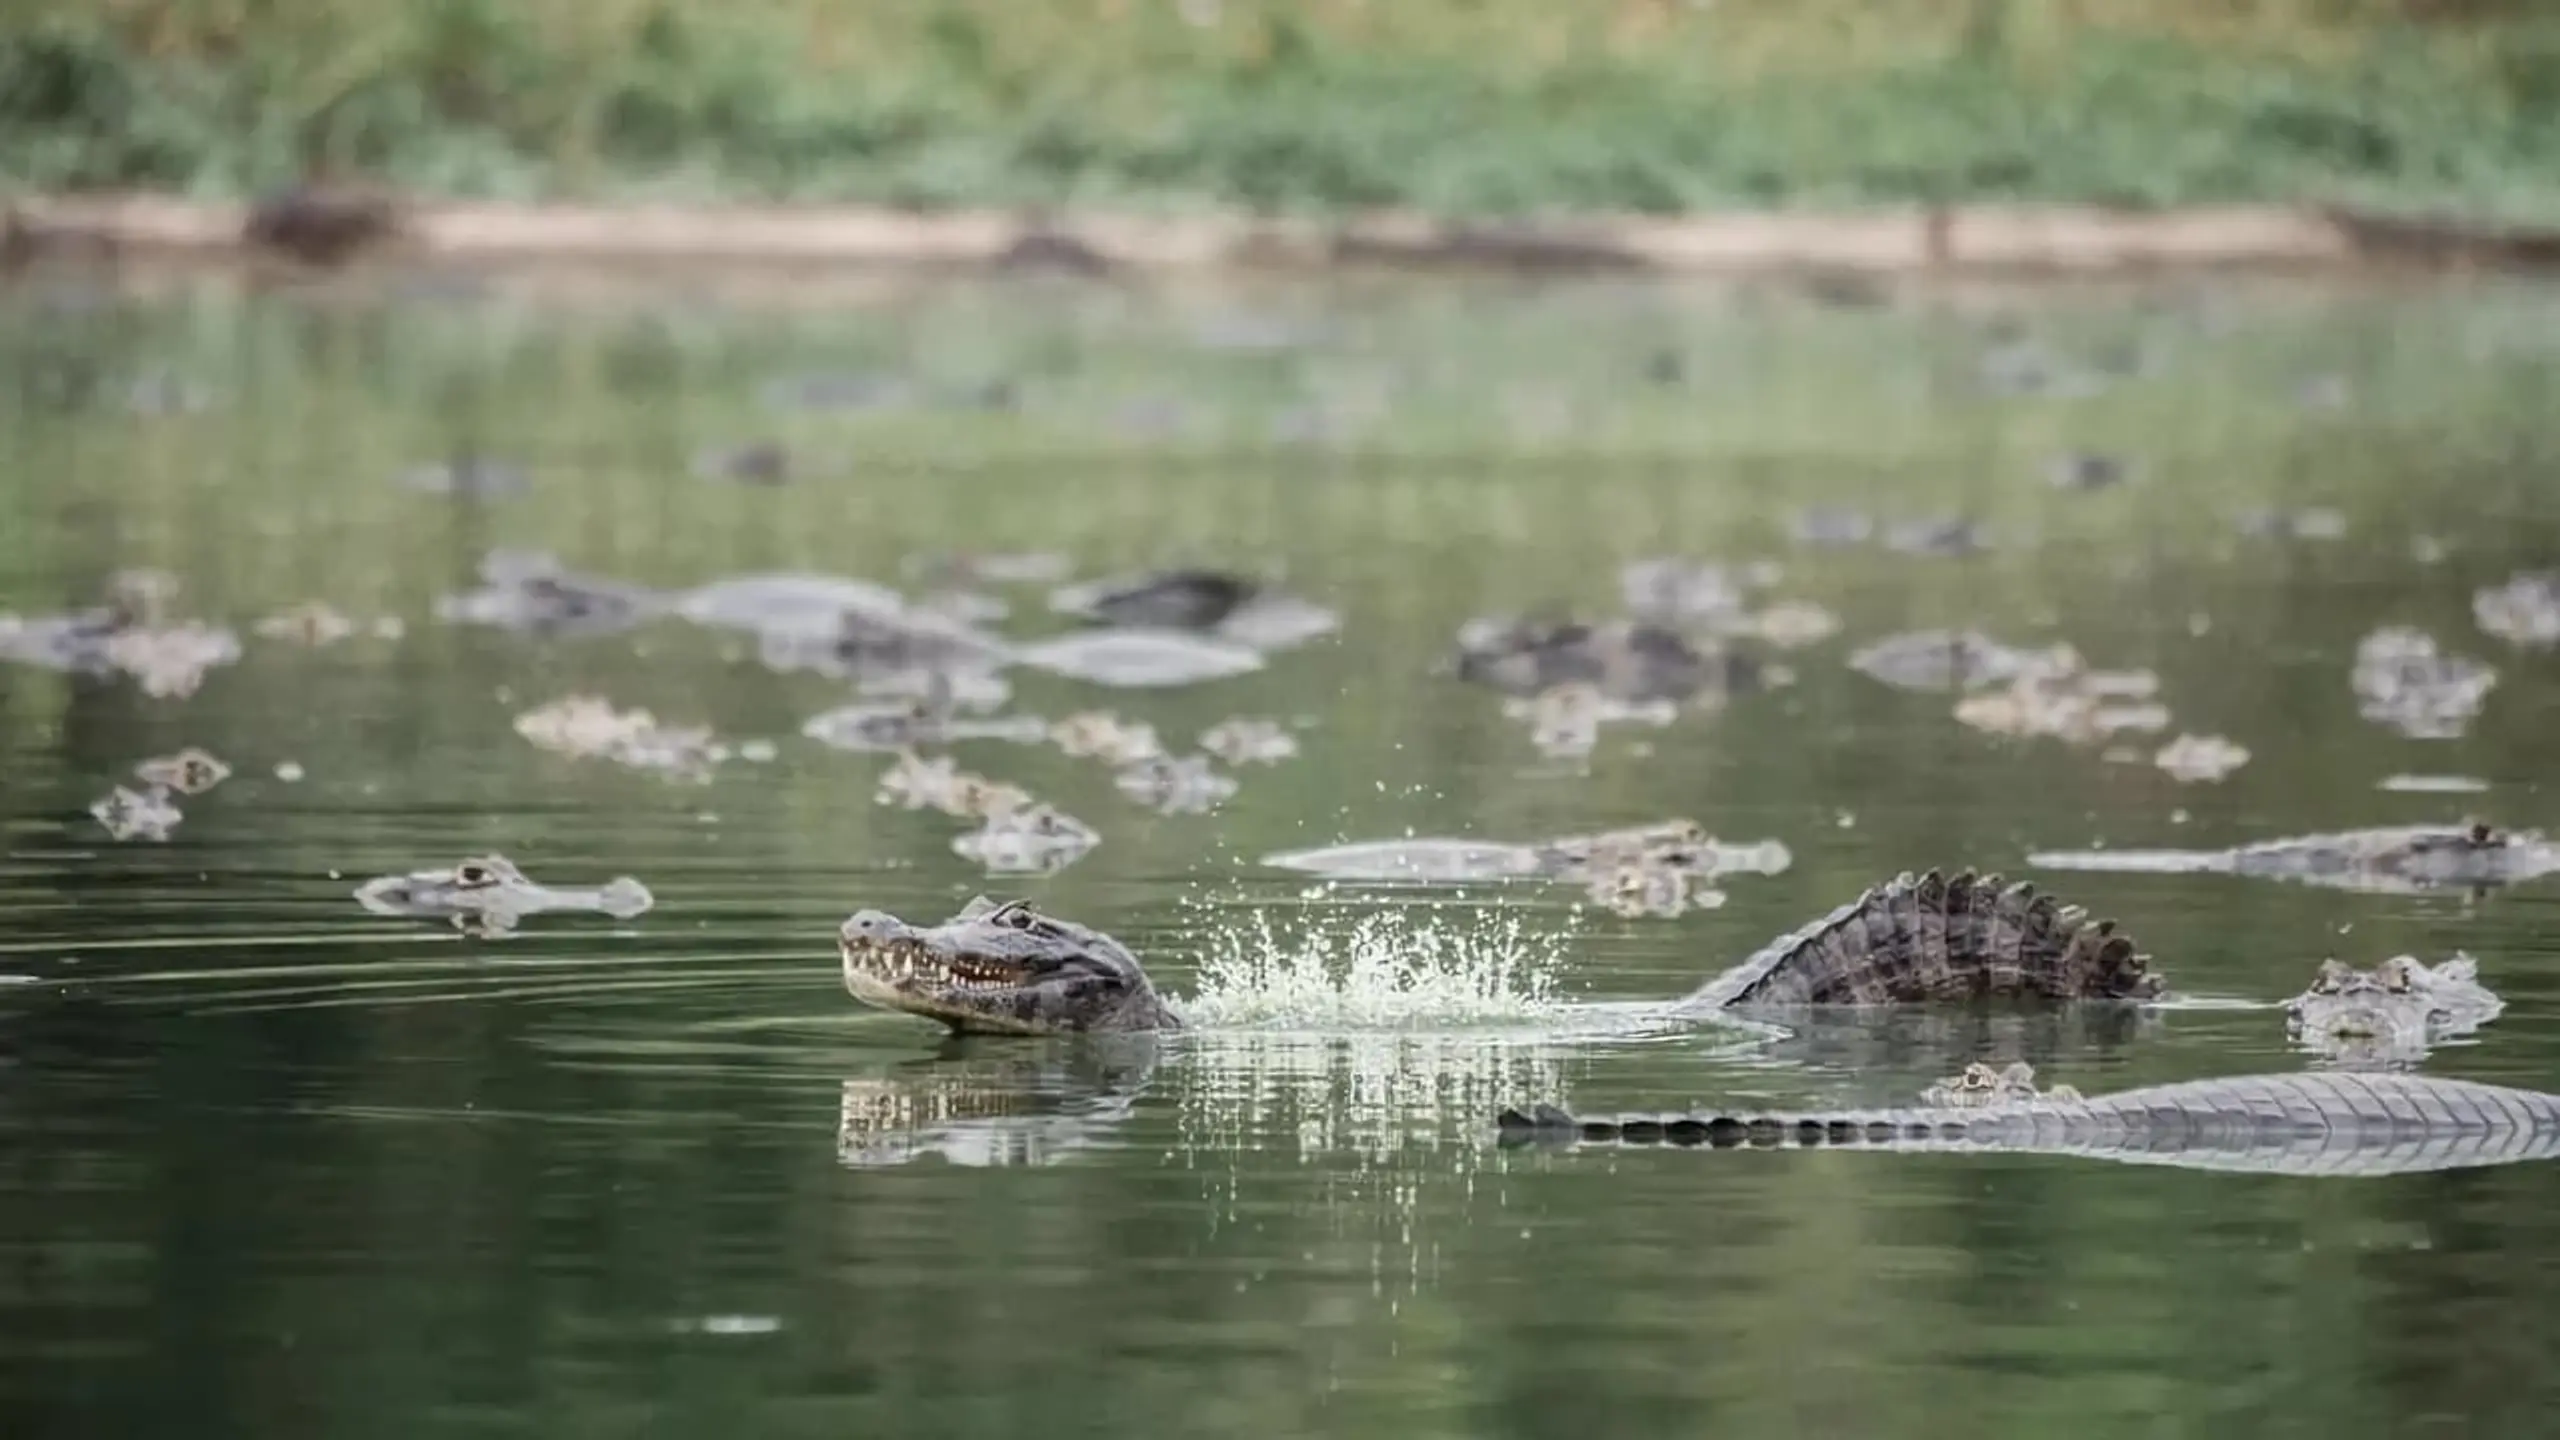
[840,910,910,948]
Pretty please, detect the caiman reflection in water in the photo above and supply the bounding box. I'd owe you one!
[836,1037,1160,1168]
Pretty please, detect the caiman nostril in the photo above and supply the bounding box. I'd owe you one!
[840,909,901,942]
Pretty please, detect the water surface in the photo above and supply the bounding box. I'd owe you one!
[5,264,2560,1438]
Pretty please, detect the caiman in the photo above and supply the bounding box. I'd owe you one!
[2027,821,2560,895]
[355,854,656,934]
[839,869,2165,1036]
[840,870,2498,1062]
[2287,953,2503,1057]
[1495,1062,2560,1177]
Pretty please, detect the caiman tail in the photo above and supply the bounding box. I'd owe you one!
[1679,868,2159,1012]
[1496,1071,2560,1178]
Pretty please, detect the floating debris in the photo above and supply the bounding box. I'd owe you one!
[0,613,107,672]
[802,700,1049,753]
[438,550,666,637]
[397,455,529,499]
[2474,572,2560,649]
[2379,774,2493,794]
[691,440,790,484]
[90,785,182,842]
[1719,600,1841,649]
[875,752,965,811]
[953,805,1101,875]
[1012,629,1266,688]
[1954,658,2169,747]
[1049,570,1340,651]
[274,761,306,782]
[763,612,1017,680]
[104,567,181,620]
[2238,507,2347,541]
[1884,517,1991,557]
[667,1315,783,1337]
[1113,754,1238,814]
[856,666,1013,714]
[2352,627,2497,740]
[134,747,231,794]
[253,601,359,646]
[1454,614,1750,705]
[2,570,227,689]
[514,695,732,781]
[2154,734,2251,784]
[874,752,1033,819]
[516,695,656,757]
[1211,593,1342,651]
[104,622,242,698]
[1050,711,1166,766]
[2046,452,2138,491]
[908,588,1009,625]
[675,572,908,635]
[1849,630,2076,693]
[1199,717,1299,766]
[1618,558,1765,627]
[1502,682,1676,760]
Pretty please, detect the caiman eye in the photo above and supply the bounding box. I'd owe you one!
[456,863,494,887]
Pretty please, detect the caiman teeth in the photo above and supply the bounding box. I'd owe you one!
[840,936,1025,990]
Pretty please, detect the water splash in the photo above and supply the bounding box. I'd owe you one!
[1179,904,1574,1029]
[1167,1023,1630,1167]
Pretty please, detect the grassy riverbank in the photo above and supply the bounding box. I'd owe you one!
[6,1,2560,218]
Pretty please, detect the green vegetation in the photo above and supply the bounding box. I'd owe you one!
[6,2,2560,215]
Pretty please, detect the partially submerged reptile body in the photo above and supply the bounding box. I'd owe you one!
[839,897,1181,1034]
[837,869,2161,1036]
[1261,819,1792,886]
[2285,954,2503,1064]
[1668,868,2161,1012]
[2027,822,2560,895]
[1495,1067,2560,1178]
[355,854,655,933]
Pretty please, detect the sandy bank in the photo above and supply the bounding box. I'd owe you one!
[8,193,2559,277]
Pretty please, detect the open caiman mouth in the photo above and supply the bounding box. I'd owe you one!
[840,934,1034,991]
[835,898,1181,1034]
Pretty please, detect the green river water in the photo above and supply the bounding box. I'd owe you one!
[3,262,2559,1438]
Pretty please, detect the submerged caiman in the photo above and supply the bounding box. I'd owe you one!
[1496,1063,2560,1178]
[837,871,2154,1036]
[838,871,2485,1060]
[2027,821,2560,896]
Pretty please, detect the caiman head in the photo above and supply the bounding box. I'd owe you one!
[2285,954,2503,1056]
[837,896,1180,1035]
[351,855,538,936]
